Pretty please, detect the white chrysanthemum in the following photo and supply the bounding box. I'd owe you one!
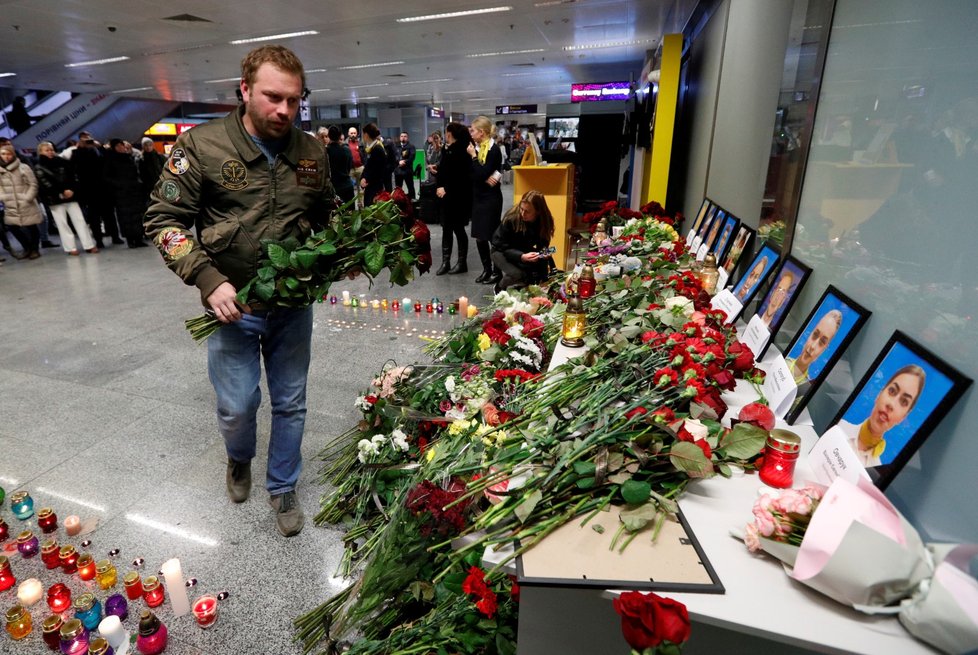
[444,376,456,393]
[391,428,410,452]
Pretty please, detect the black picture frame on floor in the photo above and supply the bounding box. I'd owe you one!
[720,223,755,277]
[827,331,972,490]
[728,243,780,320]
[688,199,712,237]
[752,255,812,359]
[784,286,871,424]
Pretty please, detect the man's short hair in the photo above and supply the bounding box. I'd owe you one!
[240,45,306,89]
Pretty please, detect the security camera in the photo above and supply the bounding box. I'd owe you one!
[107,25,118,32]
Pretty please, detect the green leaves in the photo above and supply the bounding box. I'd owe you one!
[363,241,386,276]
[514,490,542,524]
[620,479,651,505]
[266,243,291,269]
[669,441,715,478]
[718,423,767,459]
[619,502,658,532]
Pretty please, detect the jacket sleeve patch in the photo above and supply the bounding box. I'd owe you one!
[155,226,194,262]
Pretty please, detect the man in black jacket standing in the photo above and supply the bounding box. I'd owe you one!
[394,131,417,199]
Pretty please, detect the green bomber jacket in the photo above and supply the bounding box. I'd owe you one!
[144,106,335,306]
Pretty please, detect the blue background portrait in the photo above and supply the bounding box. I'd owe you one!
[731,244,779,300]
[840,341,955,465]
[786,292,862,380]
[713,215,738,258]
[756,258,806,327]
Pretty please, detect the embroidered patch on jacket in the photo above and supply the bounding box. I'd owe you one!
[159,180,181,203]
[296,158,321,188]
[155,226,194,262]
[167,147,190,175]
[220,159,248,190]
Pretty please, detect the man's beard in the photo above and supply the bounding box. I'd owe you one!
[246,102,291,140]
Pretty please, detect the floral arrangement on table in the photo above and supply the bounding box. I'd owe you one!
[741,478,978,654]
[185,189,432,341]
[583,200,646,229]
[639,200,682,229]
[295,221,772,655]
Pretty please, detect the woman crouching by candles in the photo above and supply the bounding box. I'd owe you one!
[489,190,555,293]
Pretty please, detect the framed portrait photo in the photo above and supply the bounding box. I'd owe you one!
[729,243,780,312]
[752,256,812,358]
[688,199,712,237]
[700,209,726,252]
[720,224,755,276]
[711,213,740,262]
[696,205,721,241]
[784,286,871,424]
[828,331,972,490]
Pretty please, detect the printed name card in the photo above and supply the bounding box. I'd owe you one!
[695,243,709,262]
[742,315,771,358]
[807,426,872,486]
[716,268,729,291]
[690,235,703,252]
[761,352,798,419]
[686,229,697,246]
[710,290,743,325]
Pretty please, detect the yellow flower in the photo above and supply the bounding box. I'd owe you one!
[477,332,491,352]
[426,446,437,462]
[448,419,472,436]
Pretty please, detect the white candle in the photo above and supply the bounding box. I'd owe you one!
[458,296,468,318]
[17,578,43,606]
[98,615,129,651]
[64,515,81,536]
[402,297,411,306]
[160,558,191,617]
[341,290,350,301]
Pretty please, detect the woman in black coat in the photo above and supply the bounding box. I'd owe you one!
[359,123,388,206]
[103,139,148,247]
[325,125,356,204]
[490,190,555,292]
[466,115,504,284]
[434,122,473,275]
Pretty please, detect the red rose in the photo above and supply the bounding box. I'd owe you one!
[739,402,776,431]
[727,341,755,373]
[693,438,713,459]
[416,251,432,274]
[697,387,728,417]
[613,591,691,650]
[410,220,430,247]
[711,368,736,391]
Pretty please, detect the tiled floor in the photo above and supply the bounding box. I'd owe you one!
[0,204,506,654]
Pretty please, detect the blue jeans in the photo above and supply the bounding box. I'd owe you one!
[207,305,313,495]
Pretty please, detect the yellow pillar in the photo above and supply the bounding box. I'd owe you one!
[645,33,683,205]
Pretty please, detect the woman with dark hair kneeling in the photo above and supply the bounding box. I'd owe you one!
[490,190,555,293]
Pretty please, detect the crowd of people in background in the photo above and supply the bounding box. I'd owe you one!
[0,130,163,264]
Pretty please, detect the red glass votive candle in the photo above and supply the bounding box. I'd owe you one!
[41,613,63,650]
[76,554,97,581]
[59,545,79,574]
[0,517,8,542]
[0,555,16,592]
[141,576,165,608]
[191,595,218,629]
[41,539,60,569]
[425,302,433,313]
[36,508,58,534]
[123,572,142,600]
[391,300,400,312]
[413,302,422,312]
[47,583,72,613]
[758,430,801,489]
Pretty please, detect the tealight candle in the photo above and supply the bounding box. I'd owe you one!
[448,302,457,314]
[370,299,380,309]
[64,516,82,537]
[402,297,411,306]
[191,595,218,629]
[17,578,44,606]
[351,297,359,307]
[97,616,128,653]
[41,539,61,569]
[329,295,337,304]
[17,530,40,558]
[436,302,444,314]
[10,491,34,519]
[341,290,350,302]
[414,302,422,313]
[425,302,433,313]
[0,516,8,541]
[458,296,469,317]
[0,556,15,592]
[5,604,32,640]
[381,299,388,310]
[60,545,79,574]
[47,583,72,613]
[42,614,64,650]
[391,300,400,312]
[76,554,97,581]
[141,576,165,608]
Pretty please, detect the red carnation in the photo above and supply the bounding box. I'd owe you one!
[626,406,648,420]
[653,368,680,388]
[651,407,676,424]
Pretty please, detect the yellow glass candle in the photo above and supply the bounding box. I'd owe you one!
[5,605,32,640]
[96,560,118,590]
[560,295,587,347]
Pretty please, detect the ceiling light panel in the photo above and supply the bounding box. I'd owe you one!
[230,30,319,45]
[336,61,404,70]
[111,86,153,94]
[397,7,512,23]
[205,77,240,84]
[563,39,654,51]
[0,73,16,78]
[65,56,130,68]
[466,49,546,58]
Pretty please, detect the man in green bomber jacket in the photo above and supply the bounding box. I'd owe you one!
[144,45,336,537]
